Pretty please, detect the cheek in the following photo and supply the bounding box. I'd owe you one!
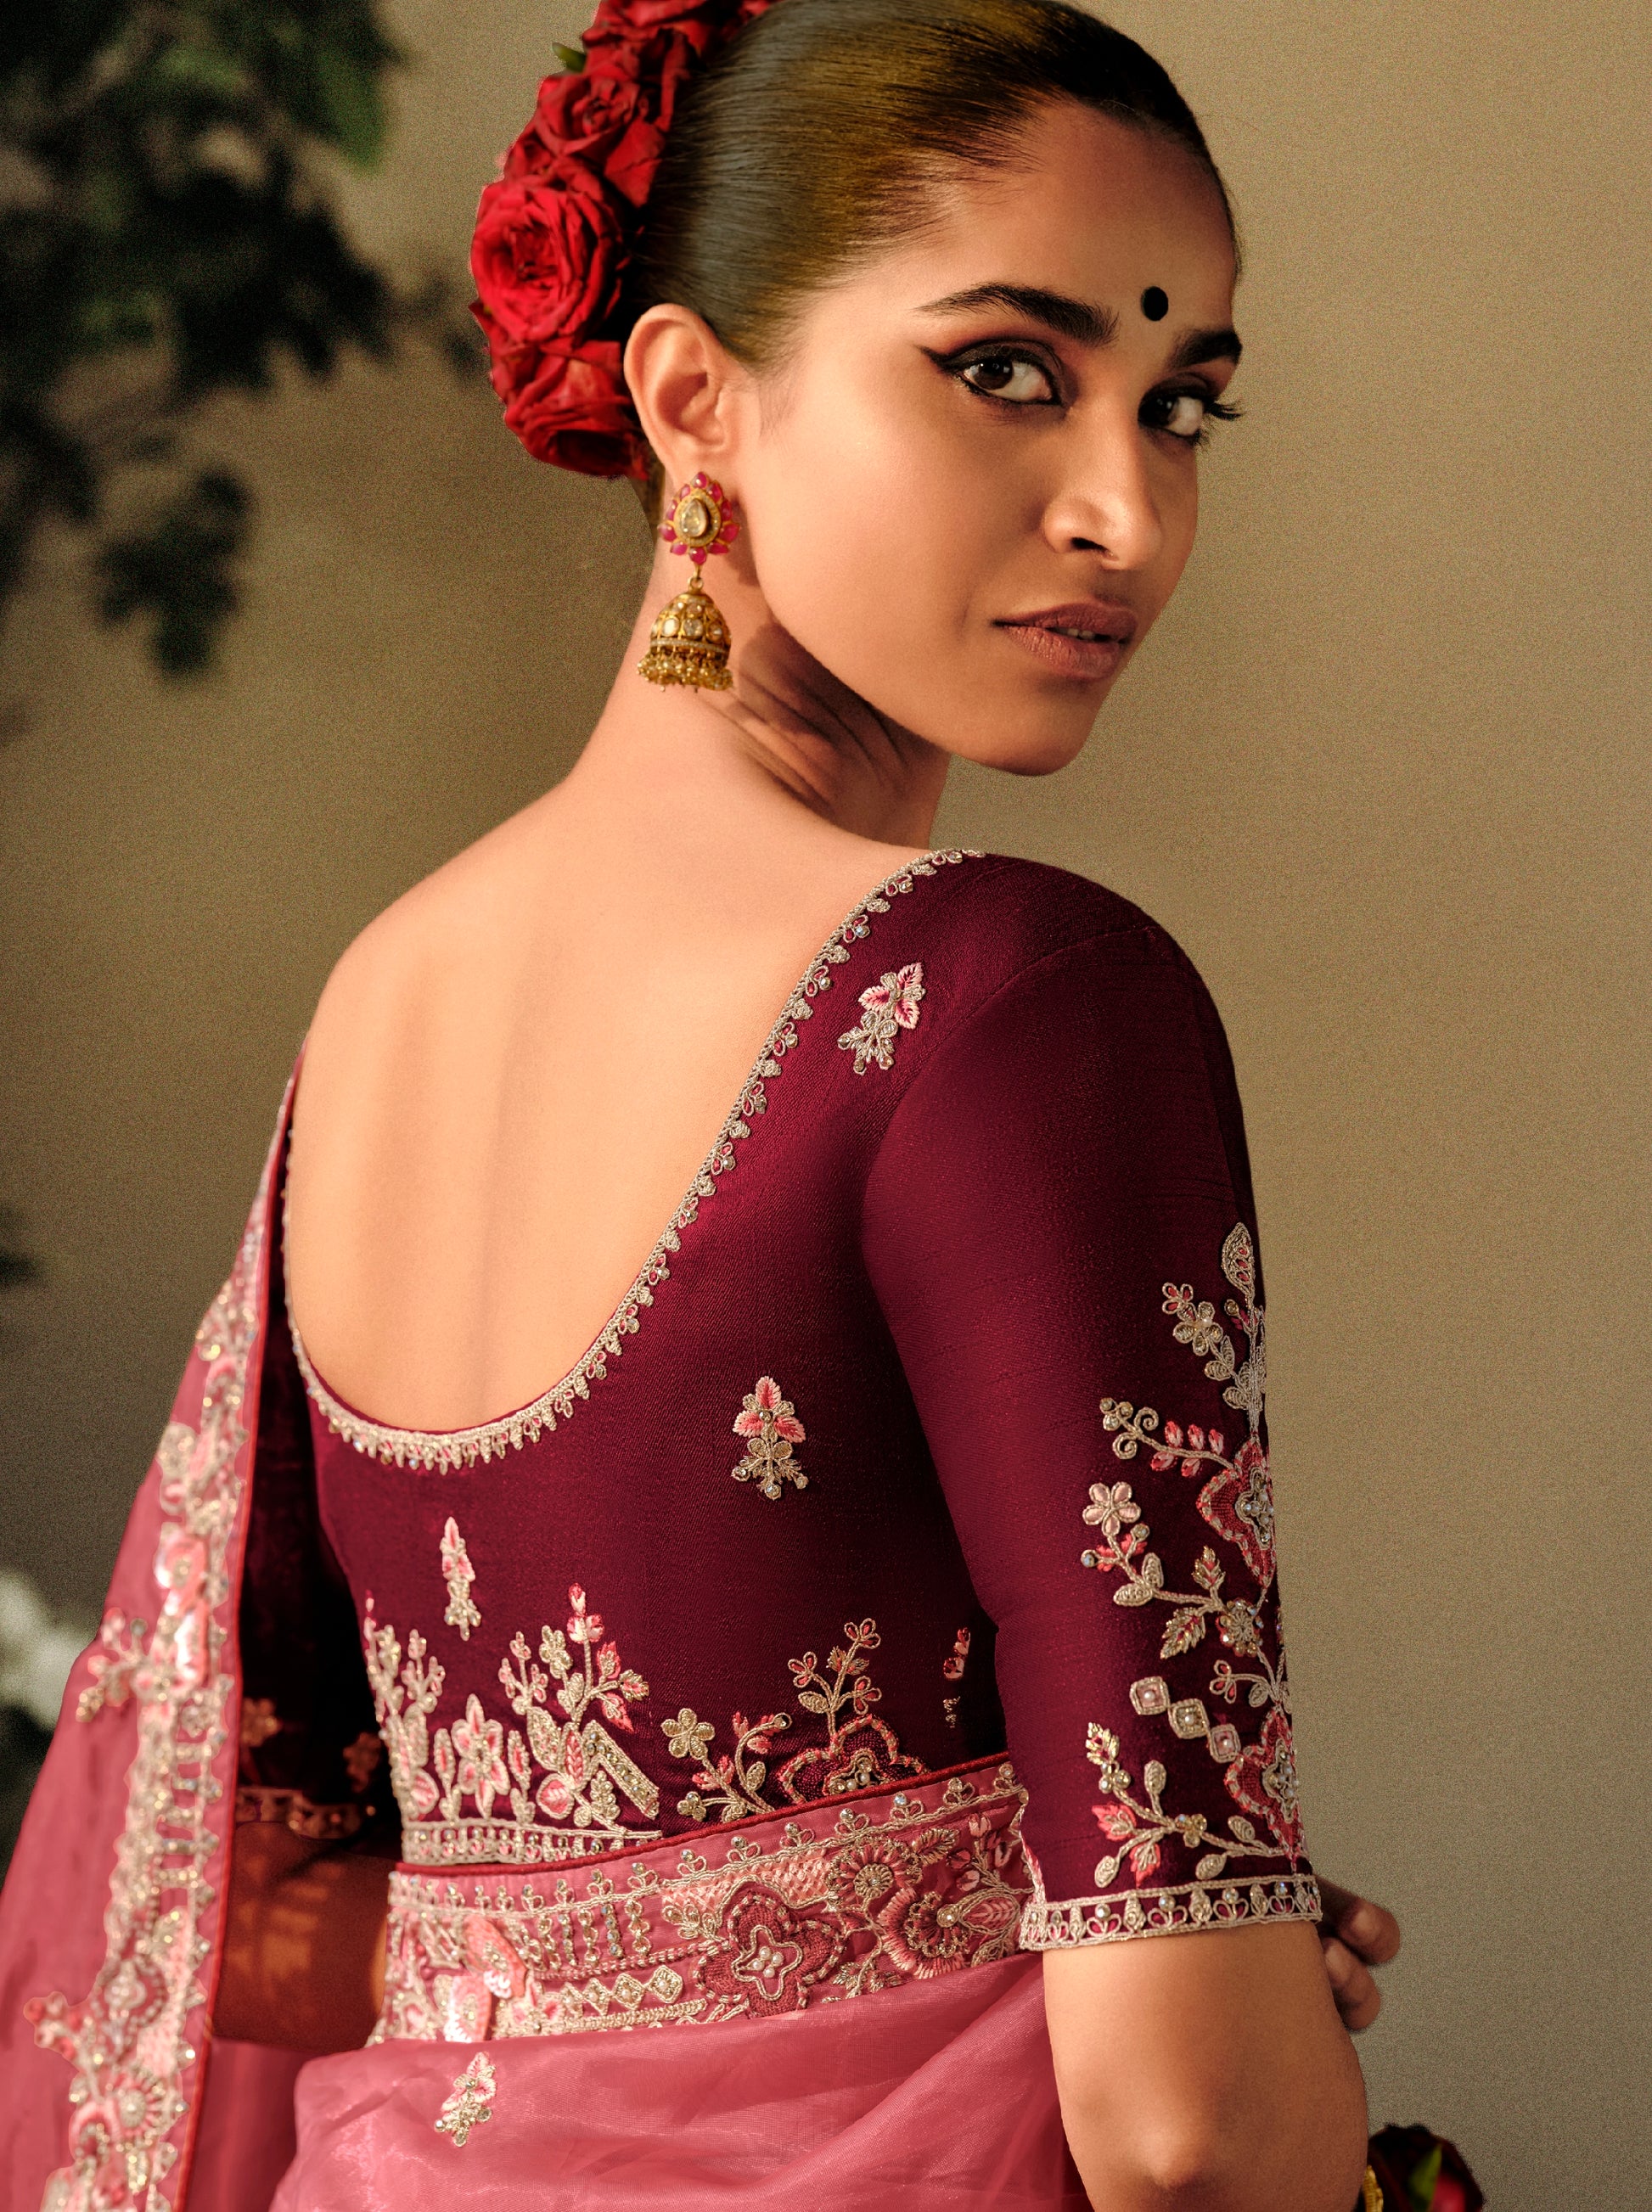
[741,377,997,707]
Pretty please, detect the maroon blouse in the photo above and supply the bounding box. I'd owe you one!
[254,850,1313,1941]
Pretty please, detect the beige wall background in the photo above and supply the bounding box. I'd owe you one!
[3,1,1648,2199]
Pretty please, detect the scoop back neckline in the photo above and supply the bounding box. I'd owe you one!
[284,848,982,1472]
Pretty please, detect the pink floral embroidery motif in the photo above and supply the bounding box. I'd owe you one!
[363,1580,659,1861]
[447,1695,509,1818]
[666,1620,926,1823]
[1080,1225,1306,1890]
[731,1376,806,1499]
[775,1621,927,1803]
[441,1515,481,1641]
[700,1886,844,2017]
[837,961,924,1075]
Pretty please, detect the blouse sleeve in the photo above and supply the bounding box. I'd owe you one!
[862,919,1321,1948]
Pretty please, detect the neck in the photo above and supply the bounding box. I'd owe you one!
[561,552,951,856]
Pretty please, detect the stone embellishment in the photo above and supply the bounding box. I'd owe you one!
[435,2052,496,2146]
[731,1376,806,1499]
[837,961,925,1075]
[441,1516,481,1642]
[288,851,978,1471]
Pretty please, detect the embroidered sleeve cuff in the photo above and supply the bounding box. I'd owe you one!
[1019,1869,1322,1949]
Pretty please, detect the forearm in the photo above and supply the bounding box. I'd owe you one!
[1044,1926,1368,2212]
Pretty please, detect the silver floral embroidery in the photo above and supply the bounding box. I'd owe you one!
[441,1516,480,1641]
[363,1582,660,1866]
[731,1376,806,1499]
[1020,1224,1319,1952]
[837,962,925,1075]
[435,2052,496,2146]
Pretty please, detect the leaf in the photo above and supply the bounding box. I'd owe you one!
[1228,1816,1258,1843]
[1194,1853,1228,1881]
[312,35,391,169]
[1160,1606,1207,1659]
[1113,1579,1155,1607]
[1249,1681,1271,1707]
[553,42,587,70]
[1193,1547,1225,1595]
[795,1691,830,1715]
[1129,1841,1160,1880]
[1094,1806,1137,1840]
[95,469,250,677]
[1143,1760,1167,1797]
[525,1705,559,1769]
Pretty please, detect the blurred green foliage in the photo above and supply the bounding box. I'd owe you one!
[1,0,478,677]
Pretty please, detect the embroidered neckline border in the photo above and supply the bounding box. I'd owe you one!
[287,848,981,1472]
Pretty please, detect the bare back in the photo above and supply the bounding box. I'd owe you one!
[284,765,925,1434]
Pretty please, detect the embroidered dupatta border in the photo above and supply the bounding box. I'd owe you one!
[374,1754,1031,2042]
[286,848,981,1472]
[27,1109,284,2212]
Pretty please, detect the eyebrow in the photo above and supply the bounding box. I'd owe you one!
[918,281,1243,370]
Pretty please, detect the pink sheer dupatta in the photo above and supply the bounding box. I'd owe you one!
[273,1952,1087,2210]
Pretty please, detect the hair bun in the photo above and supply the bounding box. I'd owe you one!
[472,0,774,478]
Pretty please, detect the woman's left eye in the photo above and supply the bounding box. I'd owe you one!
[957,353,1058,405]
[1143,390,1215,442]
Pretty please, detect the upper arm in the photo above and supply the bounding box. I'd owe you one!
[863,923,1312,1932]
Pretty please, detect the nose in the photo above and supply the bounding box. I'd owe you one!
[1042,409,1166,573]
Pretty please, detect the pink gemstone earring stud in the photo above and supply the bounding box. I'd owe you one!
[638,472,739,690]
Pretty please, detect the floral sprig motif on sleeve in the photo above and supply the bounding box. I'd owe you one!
[837,963,924,1075]
[1080,1225,1304,1890]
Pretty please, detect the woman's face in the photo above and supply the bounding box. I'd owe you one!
[735,101,1240,774]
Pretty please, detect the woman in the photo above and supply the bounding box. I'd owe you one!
[0,2,1405,2206]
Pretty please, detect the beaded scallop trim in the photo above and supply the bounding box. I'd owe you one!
[287,849,981,1471]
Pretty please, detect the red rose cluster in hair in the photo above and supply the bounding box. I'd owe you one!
[472,0,773,478]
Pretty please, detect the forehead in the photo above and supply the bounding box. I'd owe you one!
[861,102,1236,319]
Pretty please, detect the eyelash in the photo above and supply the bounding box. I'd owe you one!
[934,345,1242,447]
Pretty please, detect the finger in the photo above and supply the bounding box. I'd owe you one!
[1316,1878,1402,1965]
[1320,1939,1383,2033]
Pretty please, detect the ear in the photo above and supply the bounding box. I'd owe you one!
[624,305,753,489]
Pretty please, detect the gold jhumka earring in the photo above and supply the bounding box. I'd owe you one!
[638,472,739,690]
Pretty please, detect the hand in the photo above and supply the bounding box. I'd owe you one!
[1317,1877,1402,2033]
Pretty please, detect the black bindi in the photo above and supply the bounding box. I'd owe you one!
[1140,286,1169,322]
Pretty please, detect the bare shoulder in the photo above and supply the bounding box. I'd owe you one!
[301,800,550,1097]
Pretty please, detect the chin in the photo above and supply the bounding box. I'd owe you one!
[942,703,1102,778]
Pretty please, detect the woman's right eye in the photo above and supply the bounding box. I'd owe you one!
[957,353,1058,405]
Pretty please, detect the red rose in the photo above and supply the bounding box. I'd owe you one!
[471,171,626,350]
[501,341,651,477]
[504,68,668,207]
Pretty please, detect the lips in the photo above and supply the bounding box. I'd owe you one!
[996,600,1138,682]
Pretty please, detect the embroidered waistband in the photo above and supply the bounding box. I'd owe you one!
[375,1755,1029,2041]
